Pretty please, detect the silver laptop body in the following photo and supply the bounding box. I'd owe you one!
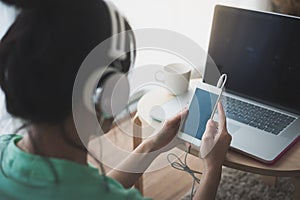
[203,5,300,163]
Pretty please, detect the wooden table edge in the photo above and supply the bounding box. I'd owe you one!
[186,146,300,177]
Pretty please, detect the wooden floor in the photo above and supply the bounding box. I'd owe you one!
[88,117,205,200]
[142,156,203,199]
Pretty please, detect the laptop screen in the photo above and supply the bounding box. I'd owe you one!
[204,5,300,115]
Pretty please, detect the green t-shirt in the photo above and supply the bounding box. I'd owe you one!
[0,134,150,200]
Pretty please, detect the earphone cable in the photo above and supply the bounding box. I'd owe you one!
[167,145,202,200]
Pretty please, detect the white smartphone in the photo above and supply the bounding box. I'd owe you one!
[177,82,223,146]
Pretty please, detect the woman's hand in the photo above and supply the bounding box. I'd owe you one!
[192,103,232,200]
[200,102,232,171]
[145,108,188,152]
[108,109,188,188]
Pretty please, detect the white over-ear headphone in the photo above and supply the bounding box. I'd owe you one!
[106,1,127,60]
[83,0,136,122]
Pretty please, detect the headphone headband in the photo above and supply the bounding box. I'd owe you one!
[105,1,127,60]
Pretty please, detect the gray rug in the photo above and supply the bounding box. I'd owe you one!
[181,167,295,200]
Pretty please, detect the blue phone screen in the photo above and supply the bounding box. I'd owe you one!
[181,88,218,140]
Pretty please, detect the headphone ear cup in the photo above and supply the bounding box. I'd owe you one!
[99,72,130,117]
[109,30,135,73]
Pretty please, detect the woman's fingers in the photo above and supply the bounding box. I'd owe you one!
[148,108,189,152]
[165,108,188,128]
[217,102,227,130]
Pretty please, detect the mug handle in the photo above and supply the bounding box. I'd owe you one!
[155,70,164,82]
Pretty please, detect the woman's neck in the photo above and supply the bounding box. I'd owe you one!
[17,119,88,165]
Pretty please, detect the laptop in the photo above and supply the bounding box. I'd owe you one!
[150,5,300,163]
[202,5,300,163]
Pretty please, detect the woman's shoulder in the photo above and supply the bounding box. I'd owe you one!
[0,134,20,147]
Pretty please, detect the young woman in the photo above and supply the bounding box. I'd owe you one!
[0,0,231,199]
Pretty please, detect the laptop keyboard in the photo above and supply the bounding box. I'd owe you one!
[222,96,296,135]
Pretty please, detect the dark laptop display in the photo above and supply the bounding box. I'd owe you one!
[204,5,300,115]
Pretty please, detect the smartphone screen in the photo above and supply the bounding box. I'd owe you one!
[180,88,219,140]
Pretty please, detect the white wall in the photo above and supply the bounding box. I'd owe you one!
[0,2,18,39]
[112,0,271,73]
[112,0,271,50]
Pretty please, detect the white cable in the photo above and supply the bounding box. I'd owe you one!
[216,74,227,89]
[210,74,227,119]
[167,145,202,200]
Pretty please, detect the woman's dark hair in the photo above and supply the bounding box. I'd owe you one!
[0,0,117,124]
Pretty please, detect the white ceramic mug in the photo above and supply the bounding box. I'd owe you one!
[155,63,191,95]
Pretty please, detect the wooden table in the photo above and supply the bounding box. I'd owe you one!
[136,80,300,198]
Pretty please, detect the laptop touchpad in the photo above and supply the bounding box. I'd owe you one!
[227,122,240,134]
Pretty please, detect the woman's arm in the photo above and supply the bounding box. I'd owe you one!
[193,167,222,200]
[107,109,188,188]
